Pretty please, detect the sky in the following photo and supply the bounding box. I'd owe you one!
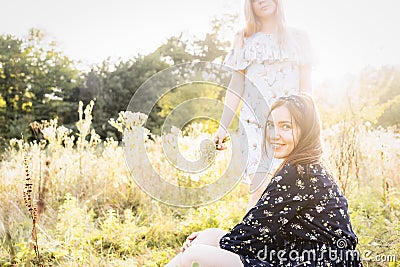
[1,0,400,84]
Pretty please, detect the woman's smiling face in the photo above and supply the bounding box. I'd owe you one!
[266,105,301,159]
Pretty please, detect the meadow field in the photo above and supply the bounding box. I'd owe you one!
[0,101,399,267]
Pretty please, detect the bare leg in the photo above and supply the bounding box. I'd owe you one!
[165,253,182,267]
[165,228,233,267]
[190,228,227,247]
[181,244,243,267]
[166,244,243,267]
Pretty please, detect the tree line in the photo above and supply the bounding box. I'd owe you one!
[1,18,399,150]
[0,17,235,149]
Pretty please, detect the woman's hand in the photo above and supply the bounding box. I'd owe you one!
[180,231,201,253]
[213,128,229,150]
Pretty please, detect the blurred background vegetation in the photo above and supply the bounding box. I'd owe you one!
[1,16,399,150]
[0,15,234,149]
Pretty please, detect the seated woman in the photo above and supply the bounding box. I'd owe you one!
[166,94,362,267]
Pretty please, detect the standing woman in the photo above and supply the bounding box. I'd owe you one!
[214,0,314,208]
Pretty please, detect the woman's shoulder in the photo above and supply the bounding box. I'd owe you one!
[276,162,333,185]
[273,162,301,183]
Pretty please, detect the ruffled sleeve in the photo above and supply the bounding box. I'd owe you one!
[223,29,314,70]
[223,33,285,70]
[223,47,252,71]
[223,31,252,71]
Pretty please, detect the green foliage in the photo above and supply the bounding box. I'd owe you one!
[0,29,82,149]
[192,14,236,62]
[80,54,170,139]
[349,186,400,265]
[157,82,225,134]
[317,66,400,128]
[0,15,236,148]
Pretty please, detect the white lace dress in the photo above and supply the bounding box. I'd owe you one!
[224,28,313,179]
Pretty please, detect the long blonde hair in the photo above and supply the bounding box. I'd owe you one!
[243,0,287,44]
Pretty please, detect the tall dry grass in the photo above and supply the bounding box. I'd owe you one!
[0,101,398,266]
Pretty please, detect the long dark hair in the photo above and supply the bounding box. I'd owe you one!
[263,94,323,171]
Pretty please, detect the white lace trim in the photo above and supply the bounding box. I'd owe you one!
[224,29,313,70]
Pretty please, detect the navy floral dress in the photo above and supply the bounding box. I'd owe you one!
[219,163,362,266]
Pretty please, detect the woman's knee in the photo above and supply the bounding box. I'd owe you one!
[192,228,227,247]
[201,228,227,238]
[180,244,243,267]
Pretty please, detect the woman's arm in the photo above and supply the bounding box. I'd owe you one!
[214,70,245,148]
[218,70,245,130]
[215,32,246,146]
[298,29,313,94]
[299,64,312,94]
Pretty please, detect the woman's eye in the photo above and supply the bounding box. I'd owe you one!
[266,121,273,128]
[282,124,292,130]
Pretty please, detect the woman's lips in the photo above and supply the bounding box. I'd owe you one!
[271,143,285,149]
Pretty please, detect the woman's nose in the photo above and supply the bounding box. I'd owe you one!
[270,129,280,140]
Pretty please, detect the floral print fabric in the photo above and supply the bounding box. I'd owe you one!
[219,163,362,267]
[224,28,313,177]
